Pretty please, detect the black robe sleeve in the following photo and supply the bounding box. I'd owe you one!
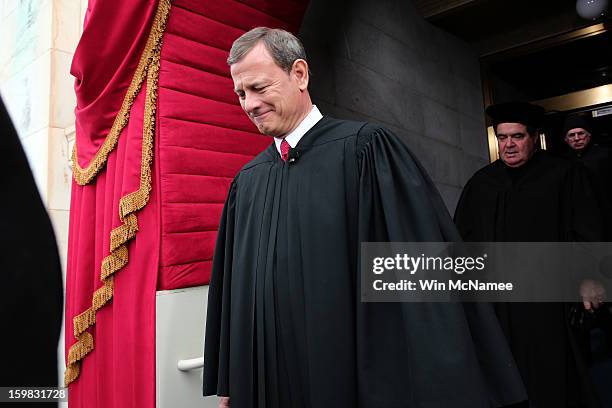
[203,181,236,397]
[355,125,526,408]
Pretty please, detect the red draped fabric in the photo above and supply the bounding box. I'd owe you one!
[66,0,308,406]
[72,0,159,167]
[66,89,160,407]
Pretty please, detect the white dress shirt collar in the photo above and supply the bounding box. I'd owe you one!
[274,105,323,154]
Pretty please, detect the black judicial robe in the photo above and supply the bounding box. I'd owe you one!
[454,152,604,408]
[563,144,612,238]
[203,117,527,408]
[564,144,611,190]
[0,98,62,404]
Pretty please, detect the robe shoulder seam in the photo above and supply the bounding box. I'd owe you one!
[237,145,276,173]
[354,122,394,155]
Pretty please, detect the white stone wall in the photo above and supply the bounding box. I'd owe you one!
[0,0,86,272]
[0,0,87,395]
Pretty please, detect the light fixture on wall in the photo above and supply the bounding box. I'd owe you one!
[576,0,609,20]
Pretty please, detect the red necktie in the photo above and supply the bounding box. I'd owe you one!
[280,139,290,162]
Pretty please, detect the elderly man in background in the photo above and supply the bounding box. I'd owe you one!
[564,114,597,155]
[563,114,611,225]
[563,113,610,181]
[563,113,612,407]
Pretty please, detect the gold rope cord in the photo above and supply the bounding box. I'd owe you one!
[71,0,171,186]
[65,0,170,386]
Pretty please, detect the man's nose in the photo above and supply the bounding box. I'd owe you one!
[243,93,261,113]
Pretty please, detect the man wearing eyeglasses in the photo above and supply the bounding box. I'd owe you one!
[564,114,610,201]
[454,102,606,408]
[564,114,595,155]
[563,113,612,407]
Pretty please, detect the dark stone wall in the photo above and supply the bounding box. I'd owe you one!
[300,0,488,214]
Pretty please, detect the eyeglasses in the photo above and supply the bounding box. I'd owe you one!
[565,131,589,141]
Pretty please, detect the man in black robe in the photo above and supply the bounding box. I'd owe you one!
[0,97,63,407]
[455,102,605,408]
[562,114,612,407]
[562,114,612,235]
[562,113,609,176]
[203,27,527,408]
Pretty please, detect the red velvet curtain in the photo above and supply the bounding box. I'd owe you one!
[66,88,160,407]
[71,0,159,165]
[65,0,308,406]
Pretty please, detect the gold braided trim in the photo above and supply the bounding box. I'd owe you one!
[65,0,170,386]
[101,245,128,280]
[67,331,94,362]
[110,213,139,252]
[64,331,93,384]
[71,0,171,186]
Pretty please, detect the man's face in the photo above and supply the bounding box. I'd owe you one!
[230,42,307,137]
[496,122,538,168]
[565,127,591,151]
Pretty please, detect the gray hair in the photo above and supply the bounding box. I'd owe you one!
[227,27,307,73]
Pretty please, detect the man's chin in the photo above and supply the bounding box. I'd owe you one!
[503,157,524,168]
[257,126,281,138]
[254,123,273,136]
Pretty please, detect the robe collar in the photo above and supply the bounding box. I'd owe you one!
[274,105,323,155]
[500,150,544,185]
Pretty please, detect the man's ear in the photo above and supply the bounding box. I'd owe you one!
[291,59,309,91]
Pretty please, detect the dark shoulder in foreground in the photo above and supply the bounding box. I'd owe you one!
[356,122,389,137]
[310,118,414,160]
[313,119,406,158]
[357,123,403,152]
[520,151,581,178]
[234,118,398,179]
[535,151,580,170]
[297,116,368,147]
[234,117,370,174]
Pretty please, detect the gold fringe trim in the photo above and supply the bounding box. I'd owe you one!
[71,0,171,186]
[64,331,93,384]
[65,0,170,386]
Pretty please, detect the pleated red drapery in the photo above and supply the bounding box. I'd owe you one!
[65,0,169,406]
[65,0,308,406]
